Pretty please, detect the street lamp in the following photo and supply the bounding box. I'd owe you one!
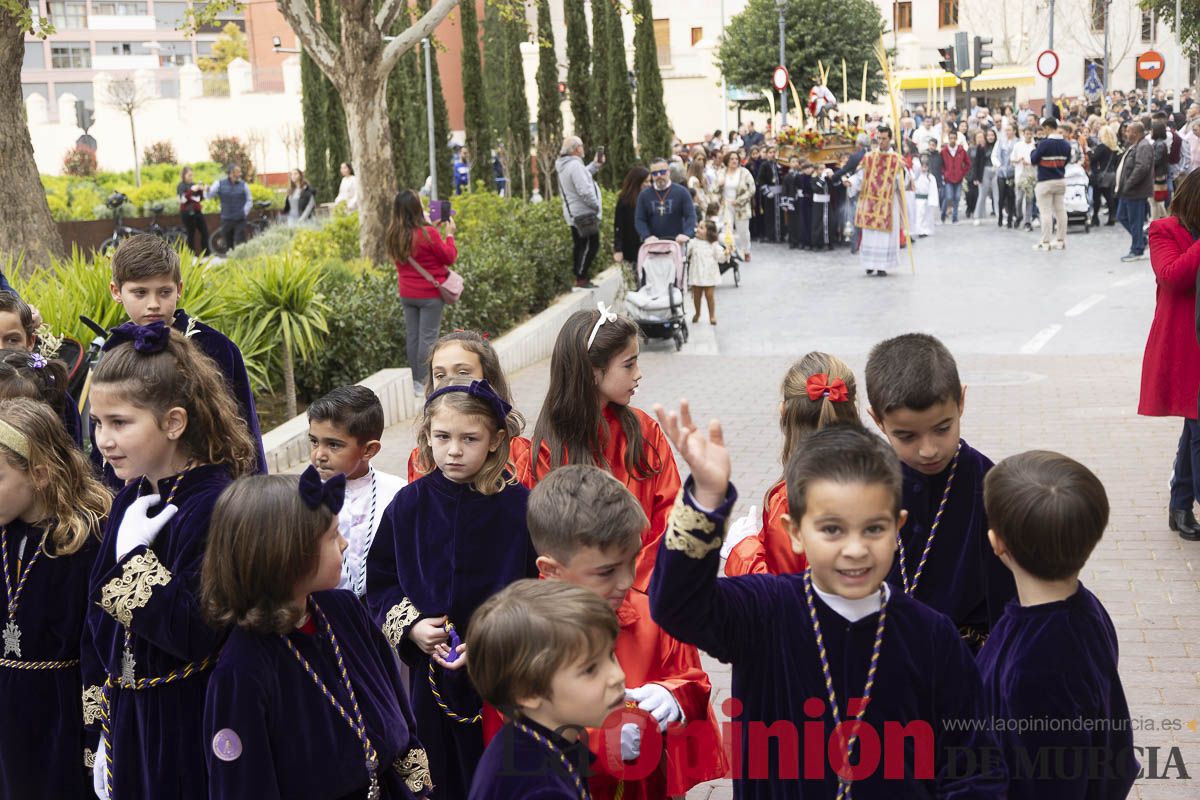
[776,0,787,125]
[1045,0,1055,114]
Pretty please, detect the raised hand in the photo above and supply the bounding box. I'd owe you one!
[653,400,731,509]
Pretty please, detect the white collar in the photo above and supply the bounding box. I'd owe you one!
[346,467,374,492]
[812,581,891,622]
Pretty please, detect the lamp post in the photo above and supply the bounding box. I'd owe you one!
[1045,0,1055,113]
[776,0,787,125]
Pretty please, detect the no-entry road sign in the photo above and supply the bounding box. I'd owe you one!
[1137,51,1165,82]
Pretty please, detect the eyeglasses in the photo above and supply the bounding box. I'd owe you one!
[650,169,669,176]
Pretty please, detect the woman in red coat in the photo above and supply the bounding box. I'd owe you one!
[386,189,458,394]
[1140,170,1200,541]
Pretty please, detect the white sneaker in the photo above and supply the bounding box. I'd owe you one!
[973,219,981,226]
[1051,240,1066,250]
[1033,242,1050,251]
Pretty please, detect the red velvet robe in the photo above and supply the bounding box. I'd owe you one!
[587,590,726,799]
[406,436,533,485]
[723,482,808,577]
[516,406,681,592]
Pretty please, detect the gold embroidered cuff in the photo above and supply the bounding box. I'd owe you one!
[82,684,104,725]
[382,598,421,648]
[394,746,432,793]
[663,489,723,560]
[83,747,95,768]
[99,551,172,627]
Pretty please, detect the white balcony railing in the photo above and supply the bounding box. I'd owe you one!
[88,13,156,30]
[92,53,159,69]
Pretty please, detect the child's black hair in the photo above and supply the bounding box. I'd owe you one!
[785,426,902,523]
[307,385,385,444]
[864,333,962,418]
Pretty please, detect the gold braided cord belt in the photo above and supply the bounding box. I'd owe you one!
[0,656,80,670]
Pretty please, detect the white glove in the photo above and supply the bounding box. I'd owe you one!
[620,722,641,761]
[114,495,179,560]
[627,683,683,732]
[92,739,109,800]
[720,504,759,559]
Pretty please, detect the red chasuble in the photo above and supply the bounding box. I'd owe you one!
[587,590,727,799]
[724,482,807,577]
[516,406,681,593]
[853,150,904,232]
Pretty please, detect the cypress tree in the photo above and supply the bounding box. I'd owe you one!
[417,0,454,196]
[503,13,532,198]
[317,0,349,194]
[604,3,635,190]
[300,50,330,199]
[589,0,610,153]
[482,0,507,144]
[458,0,491,186]
[535,0,563,196]
[387,7,426,190]
[563,0,592,149]
[632,0,671,162]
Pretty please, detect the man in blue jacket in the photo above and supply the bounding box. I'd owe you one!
[206,163,252,253]
[635,157,696,245]
[1030,117,1073,251]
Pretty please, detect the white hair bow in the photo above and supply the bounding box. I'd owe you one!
[586,301,618,350]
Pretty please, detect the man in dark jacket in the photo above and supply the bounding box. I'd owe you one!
[1115,121,1155,261]
[1030,117,1073,251]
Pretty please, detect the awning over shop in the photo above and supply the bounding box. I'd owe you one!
[896,69,959,90]
[970,66,1037,91]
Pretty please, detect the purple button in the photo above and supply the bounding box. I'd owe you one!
[212,729,243,762]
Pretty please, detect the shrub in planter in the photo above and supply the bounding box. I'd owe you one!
[128,181,176,213]
[62,145,97,177]
[143,141,178,165]
[291,212,360,263]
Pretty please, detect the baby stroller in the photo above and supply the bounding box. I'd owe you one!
[1063,163,1092,233]
[624,240,689,351]
[718,250,742,287]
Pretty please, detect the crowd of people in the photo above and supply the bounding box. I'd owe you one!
[0,219,1146,798]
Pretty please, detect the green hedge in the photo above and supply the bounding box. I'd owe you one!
[41,162,284,221]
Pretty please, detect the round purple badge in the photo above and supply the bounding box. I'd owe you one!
[212,729,243,762]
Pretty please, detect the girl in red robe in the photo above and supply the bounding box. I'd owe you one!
[519,305,680,592]
[725,352,863,577]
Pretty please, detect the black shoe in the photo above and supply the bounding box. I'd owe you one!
[1169,509,1200,541]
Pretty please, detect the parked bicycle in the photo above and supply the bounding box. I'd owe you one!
[208,201,276,255]
[98,192,187,255]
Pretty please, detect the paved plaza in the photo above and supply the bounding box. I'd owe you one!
[372,220,1199,799]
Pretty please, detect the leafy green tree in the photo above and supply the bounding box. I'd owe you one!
[482,0,508,143]
[632,0,670,160]
[1141,0,1200,48]
[459,0,492,183]
[563,0,593,149]
[604,2,635,189]
[197,21,248,72]
[535,0,563,196]
[387,7,425,190]
[300,0,349,201]
[717,0,885,114]
[417,0,453,195]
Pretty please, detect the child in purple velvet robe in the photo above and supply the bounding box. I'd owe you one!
[977,451,1138,799]
[467,579,625,800]
[90,234,266,486]
[0,291,85,447]
[648,406,1009,799]
[85,322,259,800]
[366,378,536,798]
[0,398,109,799]
[865,333,1017,652]
[201,469,430,800]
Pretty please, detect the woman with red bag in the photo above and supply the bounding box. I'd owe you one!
[1139,170,1200,541]
[387,190,458,395]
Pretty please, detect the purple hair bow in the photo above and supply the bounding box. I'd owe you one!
[298,465,346,514]
[425,379,512,427]
[103,321,172,355]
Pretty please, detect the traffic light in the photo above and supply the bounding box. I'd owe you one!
[938,44,956,75]
[973,36,994,76]
[75,99,94,133]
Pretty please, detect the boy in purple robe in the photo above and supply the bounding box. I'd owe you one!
[977,451,1138,799]
[649,405,1008,798]
[865,333,1017,651]
[90,234,266,485]
[467,580,626,800]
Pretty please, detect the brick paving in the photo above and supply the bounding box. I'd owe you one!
[370,232,1199,798]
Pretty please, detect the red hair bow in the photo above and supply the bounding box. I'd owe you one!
[806,374,849,402]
